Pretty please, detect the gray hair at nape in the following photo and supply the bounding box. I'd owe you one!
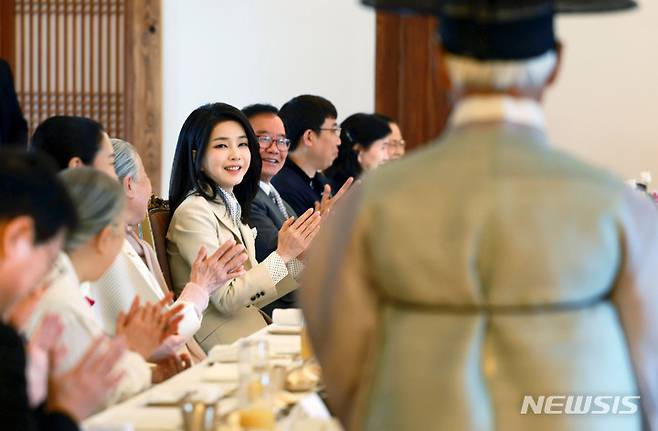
[444,50,558,92]
[111,138,140,183]
[58,167,125,252]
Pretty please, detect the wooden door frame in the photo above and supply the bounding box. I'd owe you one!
[125,0,163,194]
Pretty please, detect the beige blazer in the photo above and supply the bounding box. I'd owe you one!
[167,194,296,350]
[302,122,658,431]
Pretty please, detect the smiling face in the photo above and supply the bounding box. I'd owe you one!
[358,136,390,172]
[201,120,252,192]
[386,122,406,160]
[250,113,288,183]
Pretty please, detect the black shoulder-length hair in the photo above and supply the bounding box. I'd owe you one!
[324,113,391,187]
[30,116,105,171]
[168,102,262,223]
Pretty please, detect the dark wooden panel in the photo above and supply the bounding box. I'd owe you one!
[374,12,401,119]
[375,12,451,152]
[0,0,15,69]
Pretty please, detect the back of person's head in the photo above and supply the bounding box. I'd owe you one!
[279,95,337,152]
[30,116,105,171]
[169,102,261,221]
[58,167,125,252]
[444,51,558,93]
[0,149,77,244]
[435,0,559,94]
[112,138,140,183]
[374,113,393,124]
[325,113,391,185]
[242,104,279,120]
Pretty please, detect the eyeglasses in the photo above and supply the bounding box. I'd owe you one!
[318,127,342,137]
[388,139,406,149]
[257,135,291,151]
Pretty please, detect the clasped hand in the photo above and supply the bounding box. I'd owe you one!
[115,293,183,360]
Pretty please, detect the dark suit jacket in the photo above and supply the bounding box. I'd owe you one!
[249,186,298,316]
[0,59,28,148]
[0,323,79,431]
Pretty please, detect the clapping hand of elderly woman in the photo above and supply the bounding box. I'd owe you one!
[151,352,192,383]
[115,293,184,360]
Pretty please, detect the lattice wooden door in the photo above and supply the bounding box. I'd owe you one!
[0,0,163,192]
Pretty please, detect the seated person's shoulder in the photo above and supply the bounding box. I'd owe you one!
[271,165,295,185]
[173,194,212,216]
[250,189,269,209]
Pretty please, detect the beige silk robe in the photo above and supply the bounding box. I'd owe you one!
[301,97,658,431]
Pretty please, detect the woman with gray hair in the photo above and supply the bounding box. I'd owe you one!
[89,139,248,361]
[21,167,173,408]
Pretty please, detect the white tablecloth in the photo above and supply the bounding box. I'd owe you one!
[82,325,318,430]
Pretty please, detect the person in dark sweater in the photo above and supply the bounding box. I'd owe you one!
[271,95,343,216]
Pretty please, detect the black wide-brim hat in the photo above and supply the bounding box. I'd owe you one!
[362,0,637,14]
[362,0,638,60]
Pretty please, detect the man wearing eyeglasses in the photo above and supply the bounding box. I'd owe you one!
[271,94,342,217]
[242,104,298,316]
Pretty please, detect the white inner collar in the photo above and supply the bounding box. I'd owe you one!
[259,181,273,195]
[450,95,546,131]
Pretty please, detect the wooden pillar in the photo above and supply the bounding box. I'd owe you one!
[125,0,162,193]
[375,12,451,152]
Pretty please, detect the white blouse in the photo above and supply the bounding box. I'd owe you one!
[89,239,202,341]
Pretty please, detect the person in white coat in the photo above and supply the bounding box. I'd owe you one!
[90,139,248,361]
[25,168,178,409]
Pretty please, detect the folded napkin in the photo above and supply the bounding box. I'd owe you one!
[270,309,304,335]
[201,363,239,382]
[143,388,191,406]
[208,344,240,363]
[269,335,301,356]
[272,309,304,327]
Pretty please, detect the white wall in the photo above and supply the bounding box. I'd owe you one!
[161,0,376,194]
[163,3,658,194]
[545,3,658,184]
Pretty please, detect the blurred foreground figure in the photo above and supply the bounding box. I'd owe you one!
[301,1,656,430]
[0,59,28,148]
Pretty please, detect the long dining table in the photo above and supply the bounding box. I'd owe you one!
[82,323,340,431]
